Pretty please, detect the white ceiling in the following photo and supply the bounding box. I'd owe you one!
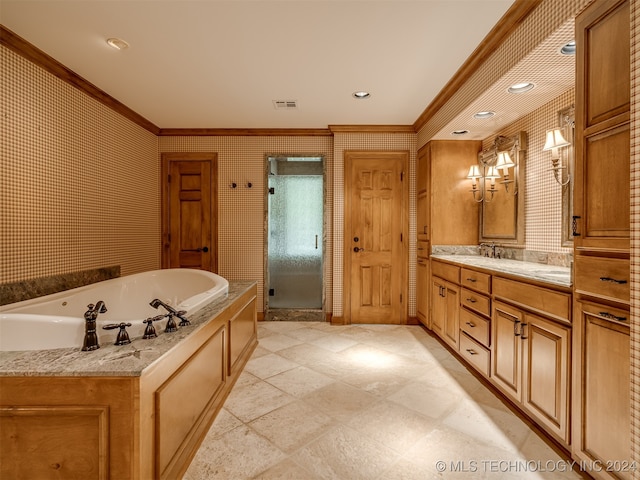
[1,0,519,130]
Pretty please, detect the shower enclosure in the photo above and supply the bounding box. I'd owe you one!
[266,156,323,320]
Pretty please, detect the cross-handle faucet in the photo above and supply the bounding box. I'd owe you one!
[82,301,107,351]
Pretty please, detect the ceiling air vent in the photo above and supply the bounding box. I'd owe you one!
[273,100,298,110]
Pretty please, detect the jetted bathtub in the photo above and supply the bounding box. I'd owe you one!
[0,269,229,351]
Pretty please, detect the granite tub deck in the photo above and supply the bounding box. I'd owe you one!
[430,255,572,288]
[0,281,258,480]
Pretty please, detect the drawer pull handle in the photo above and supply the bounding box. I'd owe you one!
[599,311,628,322]
[466,297,477,303]
[466,278,477,282]
[599,276,627,285]
[466,348,478,355]
[465,321,475,328]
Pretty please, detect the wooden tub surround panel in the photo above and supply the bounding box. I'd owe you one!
[0,282,258,480]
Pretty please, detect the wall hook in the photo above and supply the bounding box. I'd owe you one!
[246,182,252,188]
[230,182,237,189]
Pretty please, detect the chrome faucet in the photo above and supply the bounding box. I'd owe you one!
[150,298,190,332]
[82,301,107,351]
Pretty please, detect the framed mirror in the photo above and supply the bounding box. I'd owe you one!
[558,105,575,247]
[477,131,527,245]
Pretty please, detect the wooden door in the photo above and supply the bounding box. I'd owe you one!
[573,301,630,480]
[431,276,445,334]
[522,313,570,443]
[416,257,429,327]
[162,153,217,271]
[443,282,460,349]
[492,301,523,402]
[344,151,408,324]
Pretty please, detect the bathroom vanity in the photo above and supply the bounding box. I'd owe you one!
[428,255,572,447]
[0,281,257,480]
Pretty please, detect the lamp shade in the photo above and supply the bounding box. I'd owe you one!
[467,165,482,179]
[496,151,515,170]
[543,128,570,151]
[485,166,501,179]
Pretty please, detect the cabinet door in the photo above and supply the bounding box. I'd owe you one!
[416,258,429,327]
[491,302,523,402]
[573,301,630,480]
[522,314,570,444]
[431,277,445,334]
[574,0,630,253]
[443,282,460,350]
[416,145,430,241]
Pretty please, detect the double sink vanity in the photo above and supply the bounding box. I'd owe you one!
[427,253,572,445]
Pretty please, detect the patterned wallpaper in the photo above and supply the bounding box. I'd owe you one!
[158,136,333,314]
[482,88,575,255]
[2,0,639,467]
[0,45,160,284]
[630,0,639,475]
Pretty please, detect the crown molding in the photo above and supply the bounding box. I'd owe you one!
[412,0,543,132]
[329,125,415,134]
[1,25,160,135]
[158,128,332,136]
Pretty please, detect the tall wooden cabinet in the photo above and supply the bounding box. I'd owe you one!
[572,0,631,477]
[416,145,431,326]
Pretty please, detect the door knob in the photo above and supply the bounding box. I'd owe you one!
[197,246,209,253]
[353,247,365,252]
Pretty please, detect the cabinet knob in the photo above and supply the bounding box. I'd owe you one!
[465,321,475,328]
[466,297,477,304]
[466,278,477,283]
[466,348,478,355]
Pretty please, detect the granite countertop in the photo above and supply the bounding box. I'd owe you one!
[0,281,256,377]
[431,255,572,288]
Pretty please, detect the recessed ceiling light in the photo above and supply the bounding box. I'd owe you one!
[106,37,130,50]
[352,91,371,99]
[507,82,535,94]
[473,111,495,119]
[452,130,469,136]
[560,40,576,55]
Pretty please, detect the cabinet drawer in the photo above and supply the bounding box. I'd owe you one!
[459,333,490,377]
[574,255,629,304]
[461,268,491,294]
[461,288,491,317]
[460,307,490,347]
[417,241,430,259]
[431,260,459,284]
[493,277,570,323]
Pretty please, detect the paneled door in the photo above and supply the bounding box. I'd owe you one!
[344,151,408,324]
[162,153,217,272]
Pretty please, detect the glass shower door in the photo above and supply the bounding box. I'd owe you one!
[268,173,323,309]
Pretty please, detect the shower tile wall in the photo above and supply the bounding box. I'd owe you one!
[1,45,160,284]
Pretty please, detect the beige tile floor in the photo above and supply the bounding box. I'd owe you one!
[183,322,583,480]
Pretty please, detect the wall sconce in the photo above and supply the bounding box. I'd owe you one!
[495,151,517,195]
[543,128,571,186]
[468,132,525,203]
[467,165,499,203]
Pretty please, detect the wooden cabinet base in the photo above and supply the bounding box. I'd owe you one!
[0,285,258,480]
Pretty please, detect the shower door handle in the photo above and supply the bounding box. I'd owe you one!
[315,235,318,249]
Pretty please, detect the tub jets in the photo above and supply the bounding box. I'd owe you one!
[149,298,190,332]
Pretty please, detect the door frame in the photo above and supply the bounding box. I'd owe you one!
[264,154,327,315]
[161,152,218,272]
[343,150,409,324]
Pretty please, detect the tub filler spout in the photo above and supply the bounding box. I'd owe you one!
[149,298,190,332]
[82,301,108,351]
